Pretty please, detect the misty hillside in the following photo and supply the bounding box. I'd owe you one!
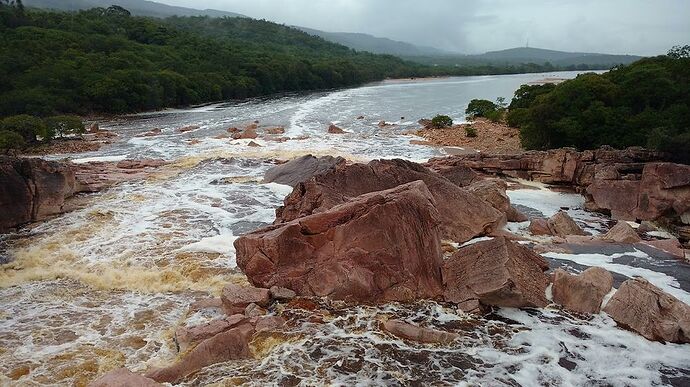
[476,47,642,66]
[22,0,245,18]
[297,27,452,56]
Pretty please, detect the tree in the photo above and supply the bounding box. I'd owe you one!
[0,129,25,152]
[465,99,498,118]
[0,114,48,143]
[44,115,85,137]
[667,45,690,59]
[431,115,453,128]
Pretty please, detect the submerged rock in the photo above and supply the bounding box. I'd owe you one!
[552,267,613,314]
[382,319,459,344]
[146,323,255,384]
[327,124,346,134]
[263,154,345,187]
[236,181,445,302]
[276,158,504,243]
[89,368,161,387]
[603,277,690,344]
[442,237,550,310]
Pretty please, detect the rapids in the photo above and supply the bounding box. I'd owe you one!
[1,72,689,386]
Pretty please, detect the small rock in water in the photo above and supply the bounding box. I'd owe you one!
[244,303,267,317]
[600,221,641,244]
[552,267,613,314]
[90,368,161,387]
[221,283,271,315]
[382,319,459,344]
[327,124,345,134]
[547,211,587,237]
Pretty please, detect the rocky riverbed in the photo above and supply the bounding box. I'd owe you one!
[1,73,689,386]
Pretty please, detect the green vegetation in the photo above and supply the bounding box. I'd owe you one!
[0,114,84,151]
[431,115,453,129]
[465,98,507,122]
[508,47,690,162]
[464,126,477,138]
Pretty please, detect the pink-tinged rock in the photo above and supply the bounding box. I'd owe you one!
[254,315,286,332]
[236,181,445,302]
[382,319,459,344]
[442,237,550,309]
[89,368,161,387]
[220,284,271,315]
[600,221,641,244]
[327,124,345,134]
[174,314,247,353]
[115,159,167,169]
[276,159,504,243]
[244,303,267,317]
[528,218,552,236]
[1,156,77,232]
[552,267,613,314]
[269,286,296,301]
[633,163,690,221]
[136,128,162,137]
[188,297,223,312]
[466,179,523,222]
[263,155,345,188]
[146,323,255,384]
[547,211,587,237]
[644,238,685,259]
[604,277,690,343]
[232,127,258,140]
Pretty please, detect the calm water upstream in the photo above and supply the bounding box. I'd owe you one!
[1,71,689,386]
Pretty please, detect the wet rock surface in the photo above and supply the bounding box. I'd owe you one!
[604,277,690,344]
[552,267,613,314]
[236,181,445,302]
[276,158,504,243]
[89,368,161,387]
[263,154,345,187]
[442,237,550,309]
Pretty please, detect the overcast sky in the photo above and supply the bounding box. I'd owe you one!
[156,0,688,55]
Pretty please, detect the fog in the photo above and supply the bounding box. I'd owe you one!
[152,0,689,55]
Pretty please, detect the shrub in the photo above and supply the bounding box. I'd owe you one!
[0,130,25,151]
[44,115,85,137]
[465,99,498,118]
[0,114,48,143]
[431,114,453,128]
[506,108,528,127]
[464,126,477,138]
[485,109,504,123]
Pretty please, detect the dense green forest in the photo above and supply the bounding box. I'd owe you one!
[506,46,690,162]
[1,3,610,119]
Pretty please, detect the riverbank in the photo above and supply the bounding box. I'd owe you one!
[411,117,522,153]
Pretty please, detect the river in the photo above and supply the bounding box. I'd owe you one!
[1,71,689,386]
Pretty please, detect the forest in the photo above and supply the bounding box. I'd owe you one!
[507,47,690,162]
[1,3,599,119]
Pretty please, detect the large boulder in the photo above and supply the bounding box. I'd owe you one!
[146,323,255,384]
[276,159,504,243]
[263,155,345,187]
[89,368,161,387]
[552,267,613,314]
[236,181,445,302]
[442,237,550,310]
[0,156,77,232]
[547,211,586,237]
[600,221,641,244]
[603,277,690,343]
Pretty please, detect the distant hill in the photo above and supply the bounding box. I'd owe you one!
[475,47,642,66]
[22,0,245,18]
[404,47,643,69]
[297,27,452,56]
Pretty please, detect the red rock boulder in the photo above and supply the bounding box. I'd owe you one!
[552,267,613,314]
[442,237,550,310]
[263,154,345,188]
[547,211,587,237]
[236,181,445,302]
[600,221,641,244]
[327,124,346,134]
[382,319,459,344]
[276,159,504,243]
[220,283,271,315]
[603,277,690,343]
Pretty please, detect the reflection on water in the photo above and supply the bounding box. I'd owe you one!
[2,71,689,386]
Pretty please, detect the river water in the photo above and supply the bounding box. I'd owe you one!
[1,71,689,386]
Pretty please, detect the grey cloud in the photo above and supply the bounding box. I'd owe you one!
[155,0,690,55]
